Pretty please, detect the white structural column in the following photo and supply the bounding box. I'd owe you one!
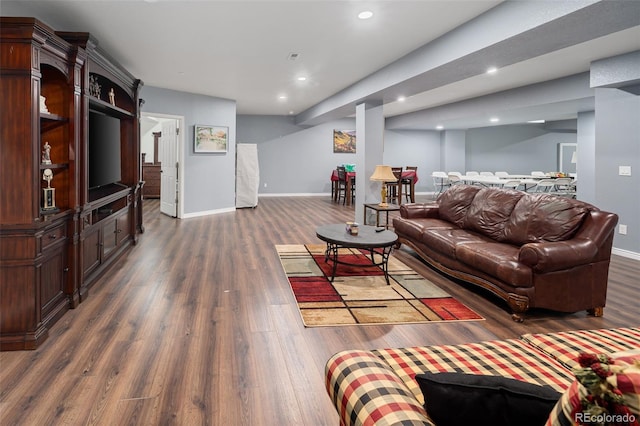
[354,101,384,224]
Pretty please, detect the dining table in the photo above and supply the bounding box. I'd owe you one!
[331,169,419,205]
[459,175,562,191]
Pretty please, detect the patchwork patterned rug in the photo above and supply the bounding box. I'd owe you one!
[276,244,483,327]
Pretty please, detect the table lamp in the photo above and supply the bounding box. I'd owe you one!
[370,165,398,207]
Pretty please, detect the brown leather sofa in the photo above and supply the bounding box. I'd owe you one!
[393,185,619,321]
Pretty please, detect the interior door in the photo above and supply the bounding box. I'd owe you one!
[160,119,178,217]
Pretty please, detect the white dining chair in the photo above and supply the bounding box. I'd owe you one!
[531,171,546,177]
[447,173,463,185]
[552,177,575,197]
[432,171,450,194]
[466,171,479,176]
[480,171,494,176]
[531,179,557,193]
[501,180,522,191]
[495,171,509,177]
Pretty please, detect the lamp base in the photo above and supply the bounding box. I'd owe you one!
[378,185,389,207]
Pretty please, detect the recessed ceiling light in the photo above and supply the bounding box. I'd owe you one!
[297,76,307,81]
[486,67,498,74]
[278,95,287,100]
[527,119,545,123]
[397,96,406,102]
[490,117,500,123]
[358,10,373,20]
[436,125,444,130]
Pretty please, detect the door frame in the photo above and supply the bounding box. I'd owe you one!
[141,112,185,218]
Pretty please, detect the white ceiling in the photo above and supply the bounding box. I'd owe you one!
[3,0,640,128]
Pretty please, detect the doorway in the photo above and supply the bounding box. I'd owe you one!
[141,112,184,218]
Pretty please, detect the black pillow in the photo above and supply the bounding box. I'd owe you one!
[415,372,562,426]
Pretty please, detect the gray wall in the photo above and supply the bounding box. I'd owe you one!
[379,129,439,193]
[594,87,640,254]
[237,116,441,194]
[237,115,355,194]
[140,86,236,215]
[465,125,576,174]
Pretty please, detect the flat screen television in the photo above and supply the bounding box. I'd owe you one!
[88,110,122,189]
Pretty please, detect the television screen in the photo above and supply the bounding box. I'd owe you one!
[89,111,121,189]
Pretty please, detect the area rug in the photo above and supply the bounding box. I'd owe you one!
[276,244,483,327]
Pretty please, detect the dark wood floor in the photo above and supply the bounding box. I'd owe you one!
[1,196,638,425]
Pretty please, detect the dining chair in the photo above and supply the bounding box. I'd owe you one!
[531,179,556,193]
[552,177,575,197]
[501,180,522,191]
[448,173,462,185]
[401,166,417,202]
[336,166,348,204]
[480,171,494,176]
[432,171,450,195]
[531,171,546,177]
[466,171,479,176]
[385,167,403,204]
[494,171,509,177]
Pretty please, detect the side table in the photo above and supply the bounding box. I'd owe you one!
[363,203,400,230]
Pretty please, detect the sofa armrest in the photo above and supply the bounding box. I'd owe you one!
[325,350,433,426]
[518,210,618,273]
[400,203,440,219]
[519,239,598,272]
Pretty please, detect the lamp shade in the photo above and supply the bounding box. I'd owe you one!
[370,165,397,182]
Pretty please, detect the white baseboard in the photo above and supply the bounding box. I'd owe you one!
[182,207,236,219]
[612,247,640,261]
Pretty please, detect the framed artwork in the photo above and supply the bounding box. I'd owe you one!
[194,124,228,153]
[333,129,356,153]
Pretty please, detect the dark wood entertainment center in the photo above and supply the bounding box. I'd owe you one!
[0,18,144,350]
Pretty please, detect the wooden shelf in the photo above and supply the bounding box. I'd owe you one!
[88,96,134,118]
[39,163,68,170]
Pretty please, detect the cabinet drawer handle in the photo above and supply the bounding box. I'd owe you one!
[117,229,122,233]
[48,234,57,240]
[63,267,69,272]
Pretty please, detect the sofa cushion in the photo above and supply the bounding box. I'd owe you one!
[422,228,493,259]
[394,217,456,242]
[437,185,482,227]
[520,327,640,370]
[416,372,561,426]
[456,242,532,287]
[503,194,591,245]
[464,187,525,241]
[372,339,574,406]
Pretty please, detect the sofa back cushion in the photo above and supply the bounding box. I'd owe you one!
[503,193,593,245]
[437,185,481,227]
[464,187,525,240]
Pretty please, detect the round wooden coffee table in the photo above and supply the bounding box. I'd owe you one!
[315,224,398,285]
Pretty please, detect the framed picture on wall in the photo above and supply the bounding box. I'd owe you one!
[333,130,356,153]
[194,124,228,153]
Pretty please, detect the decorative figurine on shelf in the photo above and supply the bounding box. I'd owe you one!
[42,141,52,165]
[42,168,56,210]
[89,74,102,98]
[39,95,49,113]
[109,88,116,106]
